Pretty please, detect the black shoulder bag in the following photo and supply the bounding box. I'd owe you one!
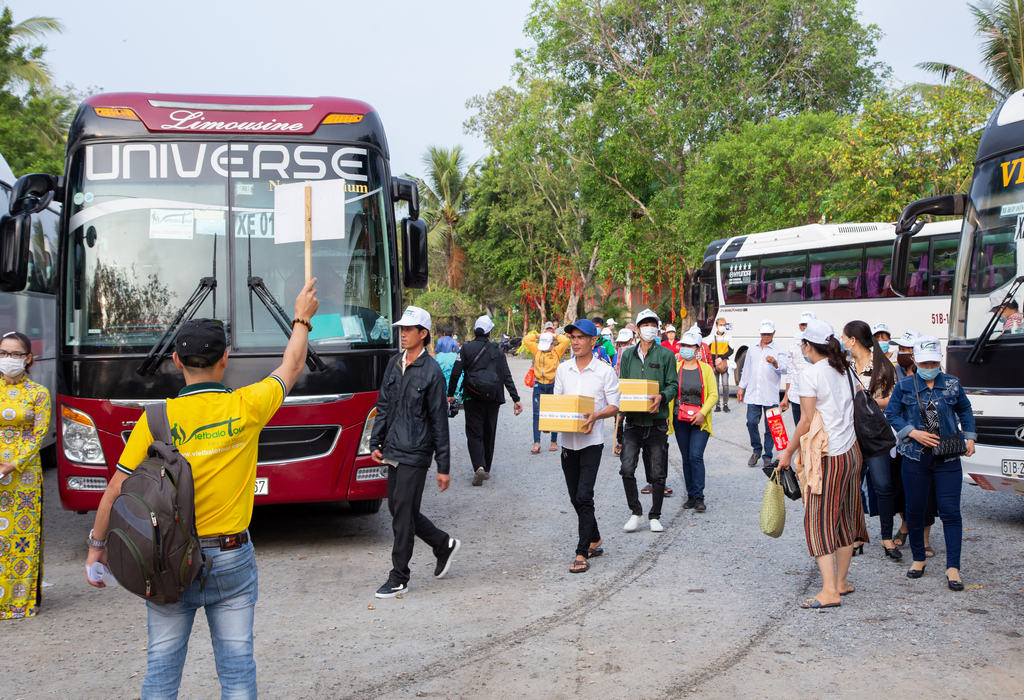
[464,342,502,402]
[846,368,897,459]
[912,374,966,459]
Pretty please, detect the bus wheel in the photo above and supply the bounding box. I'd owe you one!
[349,498,383,515]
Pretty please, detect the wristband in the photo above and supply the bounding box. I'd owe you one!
[292,318,312,332]
[88,528,107,548]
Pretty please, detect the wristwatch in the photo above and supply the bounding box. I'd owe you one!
[88,528,107,548]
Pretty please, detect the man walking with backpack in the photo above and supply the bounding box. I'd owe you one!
[85,279,320,700]
[448,315,523,485]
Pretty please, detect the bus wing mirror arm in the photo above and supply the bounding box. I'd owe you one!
[391,177,420,221]
[8,173,60,216]
[247,277,327,373]
[966,274,1024,364]
[890,194,967,297]
[137,277,217,375]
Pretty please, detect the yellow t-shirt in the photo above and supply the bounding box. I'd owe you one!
[117,377,286,538]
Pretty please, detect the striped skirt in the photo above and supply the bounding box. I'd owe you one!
[804,444,869,557]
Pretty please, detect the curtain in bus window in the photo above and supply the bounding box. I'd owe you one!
[929,237,958,296]
[759,253,806,303]
[723,260,758,304]
[864,244,894,298]
[807,248,862,301]
[906,241,930,297]
[970,229,1017,294]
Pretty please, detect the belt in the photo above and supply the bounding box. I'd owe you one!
[199,530,249,551]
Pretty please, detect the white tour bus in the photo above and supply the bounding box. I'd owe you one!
[693,219,962,386]
[0,152,59,461]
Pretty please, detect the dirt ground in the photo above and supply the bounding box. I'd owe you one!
[3,357,1023,699]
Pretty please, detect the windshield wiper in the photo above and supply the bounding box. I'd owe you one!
[137,277,217,375]
[966,274,1024,364]
[247,276,327,373]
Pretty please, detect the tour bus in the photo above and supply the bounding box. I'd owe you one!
[2,93,429,513]
[889,91,1024,493]
[693,219,962,382]
[0,151,58,459]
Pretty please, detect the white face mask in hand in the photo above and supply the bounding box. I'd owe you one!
[0,357,25,377]
[639,327,658,343]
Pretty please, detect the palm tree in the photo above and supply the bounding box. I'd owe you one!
[407,146,476,290]
[916,0,1024,100]
[1,10,65,89]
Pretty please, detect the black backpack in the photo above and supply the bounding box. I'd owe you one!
[464,341,502,402]
[107,403,207,605]
[846,369,897,459]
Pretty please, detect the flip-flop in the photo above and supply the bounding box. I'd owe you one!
[799,598,841,609]
[839,586,855,596]
[569,559,589,574]
[664,487,673,496]
[641,484,652,494]
[585,547,604,559]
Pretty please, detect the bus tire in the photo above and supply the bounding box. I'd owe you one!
[349,498,383,515]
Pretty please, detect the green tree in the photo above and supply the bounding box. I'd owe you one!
[0,8,64,90]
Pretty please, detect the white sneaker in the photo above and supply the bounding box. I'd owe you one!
[650,519,664,532]
[624,514,646,532]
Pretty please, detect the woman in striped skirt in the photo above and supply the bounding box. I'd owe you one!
[778,319,867,609]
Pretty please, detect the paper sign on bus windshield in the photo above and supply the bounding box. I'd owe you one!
[273,179,347,245]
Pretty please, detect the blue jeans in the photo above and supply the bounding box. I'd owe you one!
[745,403,777,460]
[533,382,557,444]
[902,453,963,569]
[673,420,710,500]
[790,401,801,429]
[142,541,258,700]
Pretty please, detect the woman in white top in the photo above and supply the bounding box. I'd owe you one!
[778,319,867,609]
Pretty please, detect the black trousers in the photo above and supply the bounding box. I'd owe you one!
[387,464,450,584]
[619,421,669,519]
[561,444,603,557]
[465,399,501,471]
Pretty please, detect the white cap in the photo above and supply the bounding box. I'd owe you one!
[914,335,943,362]
[989,288,1020,311]
[871,322,891,336]
[799,311,816,324]
[793,330,804,343]
[802,319,834,345]
[544,321,555,330]
[616,328,633,343]
[474,315,495,334]
[680,329,702,346]
[393,306,431,330]
[606,319,617,327]
[894,329,920,348]
[601,327,613,337]
[665,324,676,332]
[538,332,554,351]
[759,319,776,334]
[635,308,659,325]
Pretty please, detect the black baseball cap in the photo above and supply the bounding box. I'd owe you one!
[175,319,227,366]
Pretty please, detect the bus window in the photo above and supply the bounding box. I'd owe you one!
[905,239,931,297]
[759,253,806,303]
[970,229,1017,294]
[808,247,863,300]
[865,243,894,298]
[929,236,958,296]
[723,260,758,304]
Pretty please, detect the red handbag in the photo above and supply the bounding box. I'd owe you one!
[524,367,536,388]
[677,363,705,421]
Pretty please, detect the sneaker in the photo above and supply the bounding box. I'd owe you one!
[472,467,485,486]
[623,514,646,532]
[650,519,664,532]
[682,498,697,509]
[434,538,461,579]
[375,577,409,598]
[747,453,761,467]
[483,471,491,480]
[695,498,707,512]
[723,404,730,413]
[713,405,721,413]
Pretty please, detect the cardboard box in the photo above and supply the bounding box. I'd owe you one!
[619,379,660,412]
[538,394,595,433]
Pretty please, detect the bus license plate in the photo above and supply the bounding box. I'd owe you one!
[254,478,269,496]
[1001,460,1024,476]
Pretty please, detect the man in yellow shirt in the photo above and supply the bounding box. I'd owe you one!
[522,329,570,453]
[85,280,319,700]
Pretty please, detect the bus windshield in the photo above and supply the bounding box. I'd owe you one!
[63,141,394,354]
[953,153,1023,339]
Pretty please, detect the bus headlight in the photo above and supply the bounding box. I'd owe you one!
[62,405,107,465]
[356,408,377,456]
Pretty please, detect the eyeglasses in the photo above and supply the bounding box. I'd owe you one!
[0,351,28,358]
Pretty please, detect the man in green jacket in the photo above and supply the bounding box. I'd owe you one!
[617,309,678,533]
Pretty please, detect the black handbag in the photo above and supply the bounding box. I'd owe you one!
[912,375,967,459]
[846,369,897,459]
[762,461,801,501]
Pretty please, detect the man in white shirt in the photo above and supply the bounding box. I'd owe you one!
[781,311,815,428]
[554,318,620,574]
[737,319,788,468]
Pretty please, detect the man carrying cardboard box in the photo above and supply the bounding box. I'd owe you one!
[615,309,679,533]
[554,319,620,574]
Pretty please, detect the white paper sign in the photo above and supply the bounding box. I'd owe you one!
[273,179,347,244]
[149,209,194,239]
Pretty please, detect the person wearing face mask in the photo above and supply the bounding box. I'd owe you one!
[893,330,920,379]
[705,318,733,412]
[673,329,718,511]
[0,331,51,620]
[885,336,976,591]
[617,309,678,533]
[612,328,636,456]
[872,323,897,366]
[737,320,788,468]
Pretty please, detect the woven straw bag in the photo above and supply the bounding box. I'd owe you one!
[759,469,786,538]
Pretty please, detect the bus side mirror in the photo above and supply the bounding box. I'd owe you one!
[391,177,420,221]
[402,217,428,288]
[890,232,913,298]
[9,173,59,216]
[0,213,32,292]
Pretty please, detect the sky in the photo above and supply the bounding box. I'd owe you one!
[11,0,993,180]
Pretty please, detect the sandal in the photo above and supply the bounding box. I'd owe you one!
[585,547,604,559]
[530,444,541,454]
[641,484,652,494]
[549,443,558,452]
[800,598,840,609]
[569,558,589,574]
[893,530,908,547]
[925,545,935,558]
[664,487,673,496]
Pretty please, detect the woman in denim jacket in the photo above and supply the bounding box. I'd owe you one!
[884,336,976,591]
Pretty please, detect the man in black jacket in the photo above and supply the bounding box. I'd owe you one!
[370,306,460,598]
[447,315,523,486]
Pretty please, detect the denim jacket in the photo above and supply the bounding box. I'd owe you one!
[884,372,977,463]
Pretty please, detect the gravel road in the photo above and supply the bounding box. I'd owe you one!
[3,357,1023,699]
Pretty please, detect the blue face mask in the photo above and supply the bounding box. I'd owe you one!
[917,367,941,381]
[878,341,890,353]
[680,347,696,360]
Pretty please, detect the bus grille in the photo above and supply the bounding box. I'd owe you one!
[122,425,342,463]
[973,418,1024,449]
